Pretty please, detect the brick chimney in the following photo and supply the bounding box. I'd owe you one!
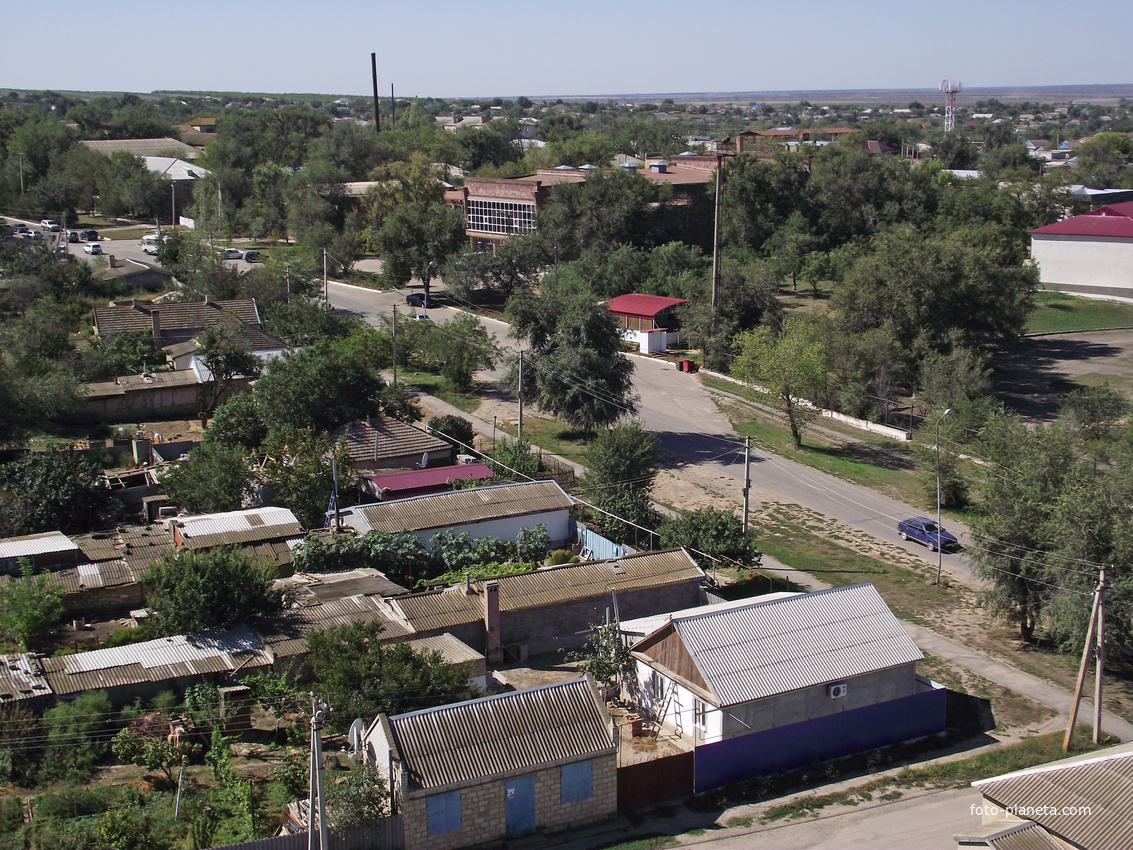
[484,581,503,663]
[151,309,160,346]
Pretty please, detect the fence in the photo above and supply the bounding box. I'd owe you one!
[617,751,694,813]
[575,523,626,562]
[211,817,403,850]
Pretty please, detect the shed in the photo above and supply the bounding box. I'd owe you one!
[171,506,304,562]
[0,531,81,574]
[0,654,51,711]
[630,583,945,790]
[364,462,495,500]
[329,417,453,473]
[365,676,616,849]
[606,293,688,354]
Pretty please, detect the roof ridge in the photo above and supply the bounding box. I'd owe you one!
[973,744,1133,787]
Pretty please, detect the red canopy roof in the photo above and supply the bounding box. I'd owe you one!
[1030,202,1133,239]
[607,293,688,319]
[367,463,494,495]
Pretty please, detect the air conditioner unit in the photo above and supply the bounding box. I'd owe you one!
[828,682,848,699]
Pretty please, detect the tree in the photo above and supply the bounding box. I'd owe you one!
[578,421,659,540]
[423,312,499,392]
[326,764,390,827]
[937,132,978,170]
[260,429,357,529]
[659,508,761,566]
[565,622,635,693]
[1060,383,1129,445]
[41,691,113,781]
[160,441,252,515]
[204,392,268,450]
[113,724,198,783]
[143,547,280,637]
[304,620,472,731]
[373,200,467,309]
[732,316,829,447]
[196,326,264,415]
[507,285,637,434]
[0,559,65,650]
[0,449,103,535]
[427,415,475,452]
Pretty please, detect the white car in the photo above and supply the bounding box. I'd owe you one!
[83,243,102,255]
[40,219,60,232]
[219,248,243,260]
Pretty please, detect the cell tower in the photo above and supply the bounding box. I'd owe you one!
[940,79,961,134]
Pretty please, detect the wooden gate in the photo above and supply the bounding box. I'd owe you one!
[617,751,694,813]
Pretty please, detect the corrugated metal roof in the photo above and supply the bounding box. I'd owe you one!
[176,507,302,548]
[973,745,1133,850]
[330,417,451,464]
[78,369,203,398]
[0,654,50,703]
[368,463,495,494]
[93,298,260,338]
[342,480,573,535]
[0,531,79,559]
[41,560,137,593]
[387,677,614,792]
[73,531,128,563]
[81,137,200,160]
[644,583,922,707]
[407,634,485,667]
[619,592,802,638]
[257,594,414,658]
[607,294,688,318]
[953,820,1065,850]
[388,549,705,633]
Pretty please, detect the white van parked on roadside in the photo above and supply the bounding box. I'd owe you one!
[141,233,164,254]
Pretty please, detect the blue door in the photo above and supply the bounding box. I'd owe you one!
[505,775,536,838]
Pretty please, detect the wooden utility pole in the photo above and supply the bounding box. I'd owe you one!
[1064,568,1104,751]
[742,437,751,536]
[711,154,722,313]
[391,84,396,126]
[391,305,398,385]
[1094,566,1106,744]
[371,53,381,132]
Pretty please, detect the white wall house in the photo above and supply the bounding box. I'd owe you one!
[1030,202,1133,297]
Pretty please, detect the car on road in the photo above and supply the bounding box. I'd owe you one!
[83,243,102,255]
[242,250,261,263]
[22,229,41,239]
[406,293,426,308]
[40,219,60,232]
[67,230,80,242]
[218,247,243,260]
[898,517,959,552]
[79,229,99,241]
[10,222,28,234]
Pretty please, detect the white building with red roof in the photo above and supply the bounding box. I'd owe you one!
[606,293,688,354]
[1030,202,1133,297]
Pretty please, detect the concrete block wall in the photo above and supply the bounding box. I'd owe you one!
[401,755,617,850]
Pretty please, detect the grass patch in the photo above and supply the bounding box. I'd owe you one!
[494,416,592,467]
[103,227,157,242]
[398,371,482,414]
[597,837,677,850]
[1027,291,1133,334]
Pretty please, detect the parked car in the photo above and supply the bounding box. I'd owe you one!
[22,229,41,239]
[67,230,80,243]
[219,248,243,260]
[83,243,102,255]
[897,517,959,552]
[406,293,425,308]
[79,229,99,241]
[40,219,60,232]
[242,250,261,263]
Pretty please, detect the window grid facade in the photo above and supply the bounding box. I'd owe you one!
[466,199,536,235]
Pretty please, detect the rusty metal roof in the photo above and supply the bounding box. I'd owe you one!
[407,634,484,668]
[341,480,573,535]
[77,369,203,398]
[42,624,271,696]
[387,549,704,634]
[0,654,50,704]
[93,298,261,337]
[50,560,137,593]
[257,594,414,659]
[73,531,128,562]
[386,677,615,792]
[329,417,451,464]
[973,744,1133,850]
[636,583,922,707]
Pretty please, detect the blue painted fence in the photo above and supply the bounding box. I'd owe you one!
[694,680,947,793]
[575,523,626,561]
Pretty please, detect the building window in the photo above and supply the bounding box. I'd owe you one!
[561,760,593,804]
[694,699,706,731]
[466,199,536,235]
[426,789,461,836]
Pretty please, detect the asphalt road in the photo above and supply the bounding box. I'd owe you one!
[326,280,973,583]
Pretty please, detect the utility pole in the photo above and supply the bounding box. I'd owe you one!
[391,84,396,126]
[517,351,524,444]
[1064,568,1104,751]
[371,52,381,133]
[308,695,329,850]
[391,305,398,385]
[711,153,722,313]
[17,153,24,195]
[742,437,751,536]
[323,249,328,311]
[1094,566,1106,745]
[332,457,341,531]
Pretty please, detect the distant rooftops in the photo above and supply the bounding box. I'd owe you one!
[80,137,200,160]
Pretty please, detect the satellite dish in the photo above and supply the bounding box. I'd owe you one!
[420,452,429,468]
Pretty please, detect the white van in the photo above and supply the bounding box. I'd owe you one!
[141,233,163,254]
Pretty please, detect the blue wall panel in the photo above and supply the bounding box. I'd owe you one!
[694,686,947,792]
[575,524,626,562]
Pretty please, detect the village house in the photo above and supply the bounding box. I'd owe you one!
[1030,201,1133,297]
[366,676,617,850]
[329,417,454,475]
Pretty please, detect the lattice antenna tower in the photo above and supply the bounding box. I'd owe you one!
[940,79,961,134]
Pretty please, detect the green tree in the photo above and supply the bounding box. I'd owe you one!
[425,312,499,392]
[578,421,659,540]
[204,392,268,450]
[732,316,829,447]
[260,430,357,529]
[565,622,634,692]
[373,200,467,309]
[304,620,471,731]
[112,727,197,783]
[160,441,252,514]
[659,508,761,566]
[427,415,475,452]
[0,449,103,535]
[0,559,65,650]
[41,691,113,781]
[196,327,264,415]
[143,548,280,637]
[325,764,390,827]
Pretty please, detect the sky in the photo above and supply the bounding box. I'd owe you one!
[4,0,1132,99]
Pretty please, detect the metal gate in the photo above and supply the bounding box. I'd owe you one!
[505,775,536,837]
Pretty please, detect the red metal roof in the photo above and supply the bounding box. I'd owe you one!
[607,294,689,319]
[367,463,495,494]
[1031,202,1133,239]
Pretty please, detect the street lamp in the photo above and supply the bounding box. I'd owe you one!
[935,407,952,586]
